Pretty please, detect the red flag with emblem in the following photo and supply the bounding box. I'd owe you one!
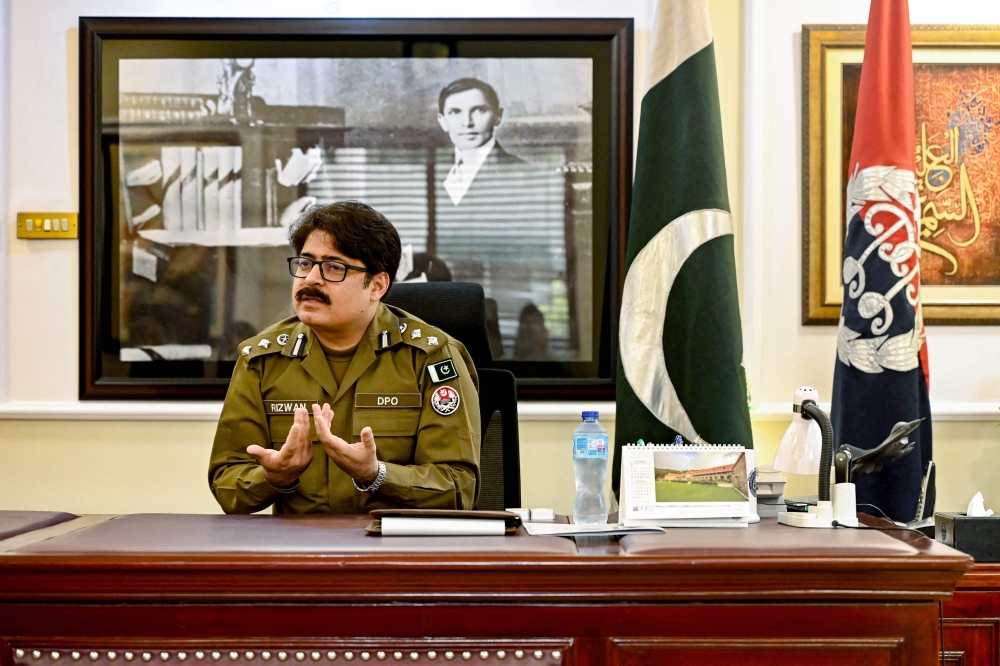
[831,0,932,523]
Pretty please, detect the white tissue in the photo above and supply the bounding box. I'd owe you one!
[967,491,995,517]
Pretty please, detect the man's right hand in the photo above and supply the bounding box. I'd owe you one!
[246,407,313,488]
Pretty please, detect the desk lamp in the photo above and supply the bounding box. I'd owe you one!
[773,387,856,528]
[773,387,922,529]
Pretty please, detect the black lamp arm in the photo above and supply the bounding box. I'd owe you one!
[800,400,834,502]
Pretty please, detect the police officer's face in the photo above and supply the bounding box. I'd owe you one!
[437,88,501,150]
[292,231,386,336]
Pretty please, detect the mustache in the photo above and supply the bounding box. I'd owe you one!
[295,286,331,305]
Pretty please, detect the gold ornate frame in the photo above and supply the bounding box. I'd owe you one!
[802,24,1000,325]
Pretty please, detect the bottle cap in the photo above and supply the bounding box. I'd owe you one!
[582,411,599,420]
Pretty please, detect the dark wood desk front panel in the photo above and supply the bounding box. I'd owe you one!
[0,514,972,666]
[944,563,1000,666]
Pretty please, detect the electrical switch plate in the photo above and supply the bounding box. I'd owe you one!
[16,212,78,239]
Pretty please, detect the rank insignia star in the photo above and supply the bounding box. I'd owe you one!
[277,333,290,345]
[258,339,271,349]
[242,346,251,356]
[427,336,439,346]
[411,328,422,340]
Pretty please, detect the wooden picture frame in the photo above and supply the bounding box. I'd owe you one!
[803,24,1000,325]
[80,17,633,399]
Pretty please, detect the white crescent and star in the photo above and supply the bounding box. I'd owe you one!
[618,208,733,443]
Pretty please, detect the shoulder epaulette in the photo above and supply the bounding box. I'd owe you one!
[237,324,299,361]
[397,317,448,356]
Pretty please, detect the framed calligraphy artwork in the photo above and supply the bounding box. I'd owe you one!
[80,17,633,399]
[803,24,1000,325]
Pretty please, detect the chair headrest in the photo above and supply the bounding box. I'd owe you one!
[384,281,493,366]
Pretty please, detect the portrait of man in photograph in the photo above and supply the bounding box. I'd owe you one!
[436,77,525,207]
[116,56,594,374]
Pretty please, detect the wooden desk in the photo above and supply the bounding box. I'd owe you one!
[944,563,1000,665]
[0,514,972,666]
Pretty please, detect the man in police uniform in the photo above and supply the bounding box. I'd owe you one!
[209,201,480,514]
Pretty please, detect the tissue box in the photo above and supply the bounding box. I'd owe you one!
[935,512,1000,562]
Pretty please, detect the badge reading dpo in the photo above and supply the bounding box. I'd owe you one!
[427,359,459,384]
[430,385,461,416]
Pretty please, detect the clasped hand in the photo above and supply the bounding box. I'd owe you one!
[246,404,379,488]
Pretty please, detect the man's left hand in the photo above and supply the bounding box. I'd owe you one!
[312,403,380,483]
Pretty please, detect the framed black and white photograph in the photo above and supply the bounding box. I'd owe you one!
[80,18,633,400]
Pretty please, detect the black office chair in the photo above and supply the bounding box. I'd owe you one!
[474,367,521,510]
[384,282,521,510]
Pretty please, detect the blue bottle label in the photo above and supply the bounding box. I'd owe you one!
[573,434,608,459]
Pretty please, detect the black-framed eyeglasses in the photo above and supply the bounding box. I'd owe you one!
[287,256,368,283]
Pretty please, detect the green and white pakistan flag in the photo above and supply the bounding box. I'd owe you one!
[612,0,752,496]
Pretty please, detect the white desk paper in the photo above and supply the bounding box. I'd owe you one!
[380,517,506,536]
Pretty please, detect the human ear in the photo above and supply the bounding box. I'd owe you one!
[370,272,390,302]
[437,113,448,133]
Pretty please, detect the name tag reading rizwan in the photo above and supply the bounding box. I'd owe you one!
[355,393,422,408]
[265,400,319,415]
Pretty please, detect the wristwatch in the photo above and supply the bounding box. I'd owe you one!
[353,461,387,494]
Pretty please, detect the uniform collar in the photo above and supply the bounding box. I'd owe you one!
[281,319,315,358]
[280,304,400,359]
[279,305,401,403]
[334,303,400,403]
[275,321,336,400]
[366,302,405,352]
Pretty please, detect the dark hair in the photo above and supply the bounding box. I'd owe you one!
[438,78,501,114]
[288,201,401,290]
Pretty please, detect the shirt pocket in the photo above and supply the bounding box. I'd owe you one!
[353,409,421,438]
[268,415,319,443]
[354,409,420,464]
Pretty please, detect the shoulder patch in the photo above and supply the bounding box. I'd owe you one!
[427,358,460,384]
[430,385,461,416]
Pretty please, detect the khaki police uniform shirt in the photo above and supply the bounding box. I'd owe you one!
[208,303,481,514]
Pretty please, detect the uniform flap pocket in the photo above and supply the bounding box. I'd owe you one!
[353,409,420,437]
[268,414,318,443]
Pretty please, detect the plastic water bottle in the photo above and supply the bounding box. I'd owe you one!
[573,411,609,525]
